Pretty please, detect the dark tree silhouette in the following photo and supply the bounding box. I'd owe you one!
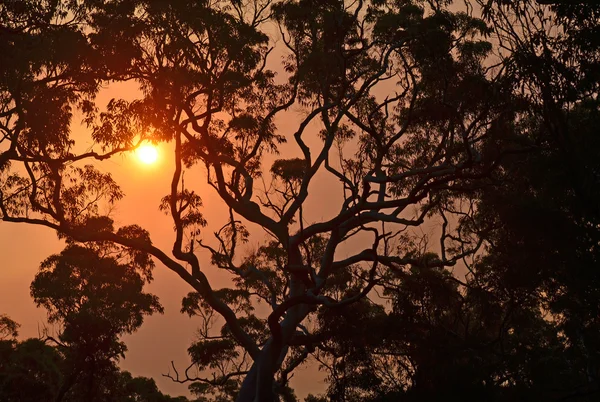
[0,314,20,340]
[0,237,182,401]
[2,0,597,401]
[30,240,163,401]
[0,337,64,402]
[0,333,189,402]
[303,254,580,401]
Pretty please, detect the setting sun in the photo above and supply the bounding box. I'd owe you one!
[137,144,158,164]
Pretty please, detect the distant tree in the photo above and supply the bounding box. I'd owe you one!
[0,234,176,401]
[117,372,191,402]
[462,102,600,401]
[29,237,163,401]
[0,1,563,401]
[468,1,600,400]
[0,337,63,402]
[0,314,19,340]
[71,368,191,402]
[0,333,190,402]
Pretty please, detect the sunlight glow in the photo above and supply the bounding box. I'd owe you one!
[137,144,159,164]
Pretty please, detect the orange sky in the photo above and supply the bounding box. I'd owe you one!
[0,76,344,397]
[0,76,449,396]
[0,4,473,395]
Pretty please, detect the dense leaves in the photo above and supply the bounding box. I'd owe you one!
[2,1,600,401]
[0,334,189,402]
[0,314,20,340]
[19,242,163,401]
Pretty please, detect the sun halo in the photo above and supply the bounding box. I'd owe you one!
[137,144,159,164]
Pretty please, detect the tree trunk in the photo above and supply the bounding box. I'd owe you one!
[236,247,311,401]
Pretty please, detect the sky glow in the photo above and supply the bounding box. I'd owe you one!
[137,144,159,164]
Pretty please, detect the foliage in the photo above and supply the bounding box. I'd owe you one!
[31,243,162,357]
[20,239,162,401]
[0,335,189,402]
[0,338,63,402]
[0,314,20,340]
[1,1,599,401]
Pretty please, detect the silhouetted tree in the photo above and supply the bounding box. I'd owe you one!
[0,337,63,402]
[0,235,183,401]
[468,2,600,400]
[29,238,163,401]
[0,331,189,402]
[0,314,19,340]
[1,1,589,401]
[304,255,580,401]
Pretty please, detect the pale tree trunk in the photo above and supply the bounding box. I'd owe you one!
[236,247,311,402]
[236,309,309,402]
[236,340,279,402]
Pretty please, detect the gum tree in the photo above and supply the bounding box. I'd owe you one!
[31,241,163,401]
[0,1,523,400]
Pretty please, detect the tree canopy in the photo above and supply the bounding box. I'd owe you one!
[0,240,181,401]
[1,0,599,401]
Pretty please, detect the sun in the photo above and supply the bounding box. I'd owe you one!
[137,144,159,164]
